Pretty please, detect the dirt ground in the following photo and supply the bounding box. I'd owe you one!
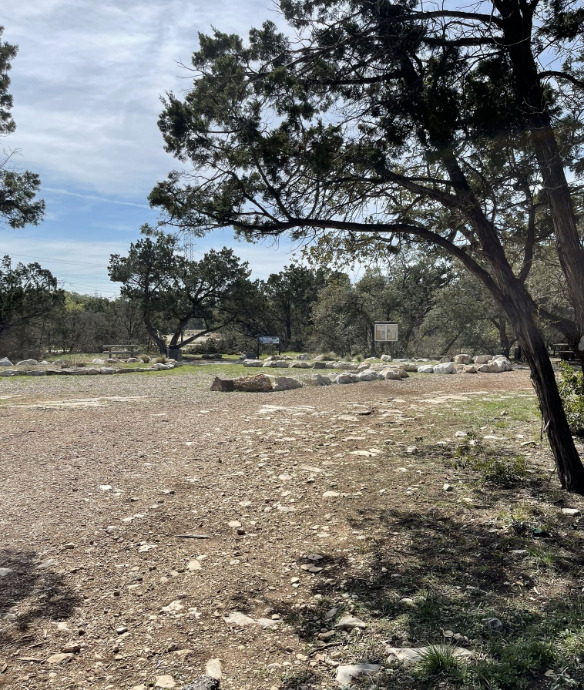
[1,368,582,690]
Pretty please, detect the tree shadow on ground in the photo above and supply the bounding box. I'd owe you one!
[269,504,584,688]
[0,549,81,645]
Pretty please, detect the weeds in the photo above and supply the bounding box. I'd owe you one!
[558,362,584,436]
[415,644,463,679]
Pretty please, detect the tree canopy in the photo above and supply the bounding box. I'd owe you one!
[150,0,584,491]
[0,26,44,229]
[108,228,253,354]
[0,255,63,341]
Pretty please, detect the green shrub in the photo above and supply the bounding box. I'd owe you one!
[416,645,462,679]
[454,451,527,485]
[558,362,584,436]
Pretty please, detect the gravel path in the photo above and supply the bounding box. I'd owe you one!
[0,369,536,689]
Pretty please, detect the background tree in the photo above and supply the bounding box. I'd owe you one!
[0,255,63,358]
[263,264,325,349]
[150,0,584,492]
[108,228,252,355]
[0,27,44,229]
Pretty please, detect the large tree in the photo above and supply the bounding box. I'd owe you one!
[264,264,325,349]
[0,27,44,229]
[150,1,584,491]
[0,255,64,345]
[108,228,252,355]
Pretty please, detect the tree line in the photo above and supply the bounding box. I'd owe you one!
[0,237,568,361]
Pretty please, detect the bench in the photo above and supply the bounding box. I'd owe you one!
[102,345,141,358]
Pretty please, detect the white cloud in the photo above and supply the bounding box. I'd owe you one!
[0,230,299,297]
[3,0,279,198]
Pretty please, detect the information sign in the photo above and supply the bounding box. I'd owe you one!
[374,322,398,342]
[258,336,280,345]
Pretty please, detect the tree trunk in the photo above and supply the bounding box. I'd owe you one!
[145,321,167,355]
[513,311,584,492]
[497,1,584,335]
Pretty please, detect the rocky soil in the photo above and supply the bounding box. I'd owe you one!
[1,369,582,689]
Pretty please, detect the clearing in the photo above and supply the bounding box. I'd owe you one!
[1,368,584,689]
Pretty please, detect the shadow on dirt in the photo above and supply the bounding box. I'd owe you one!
[0,549,81,640]
[269,505,584,688]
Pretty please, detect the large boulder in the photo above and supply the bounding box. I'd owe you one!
[417,365,435,373]
[0,357,13,367]
[491,355,513,371]
[454,353,472,364]
[312,361,327,369]
[210,377,235,392]
[270,376,303,391]
[381,354,392,362]
[232,373,273,392]
[434,361,455,374]
[289,361,311,369]
[357,369,381,381]
[381,368,403,380]
[296,353,310,360]
[477,356,512,373]
[243,359,262,367]
[303,374,332,386]
[263,360,289,368]
[458,364,477,374]
[402,363,420,372]
[16,359,38,367]
[439,355,453,363]
[474,354,492,364]
[328,361,355,369]
[335,373,360,384]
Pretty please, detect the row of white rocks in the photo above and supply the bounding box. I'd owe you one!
[242,353,513,375]
[0,356,175,376]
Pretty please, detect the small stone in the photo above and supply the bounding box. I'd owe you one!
[400,597,415,607]
[223,611,256,626]
[0,568,13,577]
[116,626,128,634]
[47,653,73,664]
[228,520,242,528]
[334,614,367,630]
[161,600,184,614]
[336,664,381,686]
[562,508,581,517]
[63,543,75,550]
[99,485,112,491]
[324,607,338,621]
[187,559,202,571]
[155,676,176,688]
[61,642,81,653]
[205,658,222,679]
[323,491,340,498]
[482,617,504,631]
[443,483,453,492]
[318,630,336,641]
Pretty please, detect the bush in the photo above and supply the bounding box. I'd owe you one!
[558,362,584,436]
[454,449,527,486]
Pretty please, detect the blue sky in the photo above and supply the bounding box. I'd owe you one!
[1,0,302,297]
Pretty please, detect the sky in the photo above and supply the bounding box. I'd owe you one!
[0,0,304,298]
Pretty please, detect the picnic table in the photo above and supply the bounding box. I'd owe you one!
[102,345,141,357]
[551,343,574,360]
